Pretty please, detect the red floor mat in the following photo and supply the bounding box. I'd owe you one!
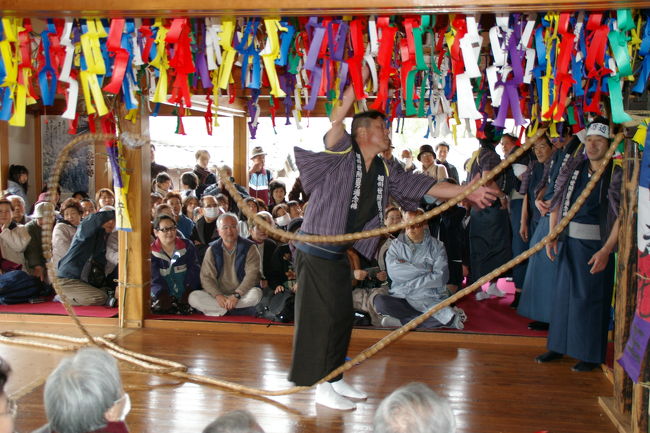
[0,302,118,318]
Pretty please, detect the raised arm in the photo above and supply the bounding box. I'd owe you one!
[325,66,370,149]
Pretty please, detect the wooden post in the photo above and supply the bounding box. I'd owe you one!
[0,121,7,191]
[613,133,640,415]
[33,114,43,195]
[233,116,248,186]
[116,101,151,328]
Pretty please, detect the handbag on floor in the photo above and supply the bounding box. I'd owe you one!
[255,289,295,323]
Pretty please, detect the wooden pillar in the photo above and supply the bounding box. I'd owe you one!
[612,133,640,415]
[233,116,248,186]
[91,115,112,193]
[0,121,7,191]
[117,101,151,328]
[33,114,43,195]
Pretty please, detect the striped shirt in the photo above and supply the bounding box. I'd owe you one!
[294,131,435,259]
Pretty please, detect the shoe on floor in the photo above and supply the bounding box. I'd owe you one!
[380,315,402,328]
[331,379,367,400]
[486,282,506,297]
[475,290,490,301]
[535,351,563,363]
[528,321,549,331]
[446,307,467,330]
[572,361,600,372]
[315,382,356,410]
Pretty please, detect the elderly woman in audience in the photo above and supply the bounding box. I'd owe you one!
[95,188,115,209]
[248,211,277,294]
[164,192,194,239]
[373,382,456,433]
[32,347,131,433]
[6,195,30,225]
[52,199,84,269]
[271,203,290,230]
[151,214,200,315]
[0,357,15,433]
[202,410,265,433]
[80,198,97,219]
[24,202,55,282]
[0,199,30,272]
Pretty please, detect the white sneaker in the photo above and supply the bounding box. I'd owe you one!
[331,379,368,400]
[486,282,506,297]
[380,315,402,327]
[315,382,356,410]
[475,290,490,301]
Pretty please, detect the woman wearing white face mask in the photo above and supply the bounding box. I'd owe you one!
[32,347,131,433]
[271,204,291,230]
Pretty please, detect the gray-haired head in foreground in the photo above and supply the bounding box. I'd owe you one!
[373,382,456,433]
[44,347,123,433]
[202,410,265,433]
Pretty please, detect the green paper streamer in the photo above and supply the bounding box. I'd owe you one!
[609,31,633,77]
[567,106,576,125]
[607,75,633,124]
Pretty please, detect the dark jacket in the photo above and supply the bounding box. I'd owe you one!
[267,243,294,291]
[57,210,115,279]
[151,237,200,302]
[209,236,255,282]
[190,216,220,261]
[24,220,46,269]
[249,237,277,281]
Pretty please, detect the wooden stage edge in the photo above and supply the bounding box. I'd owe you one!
[0,313,547,347]
[599,396,633,433]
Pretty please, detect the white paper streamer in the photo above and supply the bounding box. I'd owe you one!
[368,16,379,56]
[460,16,483,78]
[59,19,78,120]
[456,73,483,120]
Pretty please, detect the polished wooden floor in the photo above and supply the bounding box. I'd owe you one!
[2,322,617,433]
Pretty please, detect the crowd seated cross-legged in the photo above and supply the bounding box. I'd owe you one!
[247,211,277,295]
[150,214,200,315]
[31,348,131,433]
[0,199,30,271]
[201,410,265,433]
[191,195,222,261]
[189,212,263,316]
[373,382,456,433]
[375,209,466,329]
[56,208,116,306]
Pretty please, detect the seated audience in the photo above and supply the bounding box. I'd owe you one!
[95,188,115,208]
[153,172,172,196]
[214,194,230,212]
[237,197,259,239]
[248,212,277,294]
[191,195,221,261]
[376,209,465,329]
[32,347,131,433]
[189,213,262,316]
[164,192,194,239]
[6,164,29,210]
[52,199,83,269]
[194,150,217,197]
[373,382,456,433]
[182,195,200,222]
[56,208,116,306]
[271,204,290,230]
[6,195,30,225]
[80,198,97,218]
[150,193,164,219]
[0,199,30,271]
[268,180,287,209]
[0,357,15,433]
[180,171,199,199]
[24,202,55,282]
[202,410,265,433]
[72,191,89,200]
[151,215,200,315]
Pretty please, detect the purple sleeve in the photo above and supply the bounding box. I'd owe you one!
[549,155,583,211]
[479,148,502,172]
[294,132,353,195]
[518,161,535,195]
[388,169,437,211]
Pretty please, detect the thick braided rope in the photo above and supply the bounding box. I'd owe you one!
[223,127,550,244]
[2,131,620,398]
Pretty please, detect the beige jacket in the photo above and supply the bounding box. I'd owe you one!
[199,243,261,298]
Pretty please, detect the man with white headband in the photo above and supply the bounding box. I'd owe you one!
[536,116,621,372]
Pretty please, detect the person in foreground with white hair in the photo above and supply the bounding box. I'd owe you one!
[202,410,265,433]
[373,382,456,433]
[32,347,131,433]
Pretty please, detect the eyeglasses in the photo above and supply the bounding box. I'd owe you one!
[156,226,177,233]
[0,398,17,417]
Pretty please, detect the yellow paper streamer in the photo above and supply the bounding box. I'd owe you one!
[262,18,287,98]
[632,118,649,146]
[218,17,237,90]
[149,24,169,104]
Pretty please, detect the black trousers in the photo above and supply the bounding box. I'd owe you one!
[289,250,354,386]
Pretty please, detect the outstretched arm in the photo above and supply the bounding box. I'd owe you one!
[325,66,370,149]
[425,181,498,209]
